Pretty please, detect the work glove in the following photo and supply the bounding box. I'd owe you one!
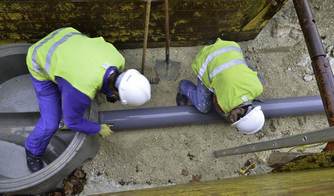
[99,124,113,138]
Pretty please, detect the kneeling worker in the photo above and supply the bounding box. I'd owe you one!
[177,38,265,134]
[25,27,151,172]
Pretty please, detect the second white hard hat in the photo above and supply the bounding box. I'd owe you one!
[231,106,265,134]
[116,69,151,106]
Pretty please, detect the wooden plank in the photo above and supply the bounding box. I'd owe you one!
[98,168,334,195]
[0,0,287,48]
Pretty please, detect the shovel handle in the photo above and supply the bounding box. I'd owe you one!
[164,0,170,65]
[141,0,151,74]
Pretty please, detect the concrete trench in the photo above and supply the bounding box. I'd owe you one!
[0,0,333,194]
[0,43,328,194]
[0,44,99,194]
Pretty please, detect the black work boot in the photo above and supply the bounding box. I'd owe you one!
[25,149,44,173]
[176,93,190,106]
[176,80,194,106]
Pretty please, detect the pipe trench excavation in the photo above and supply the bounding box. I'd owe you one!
[0,44,326,194]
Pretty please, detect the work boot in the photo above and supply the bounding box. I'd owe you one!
[25,149,44,173]
[176,80,195,106]
[176,92,190,106]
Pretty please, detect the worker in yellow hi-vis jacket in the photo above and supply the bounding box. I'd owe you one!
[25,27,151,172]
[177,38,265,135]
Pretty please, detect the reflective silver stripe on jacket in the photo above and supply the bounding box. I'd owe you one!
[31,28,63,72]
[209,59,246,80]
[45,32,81,73]
[198,46,242,79]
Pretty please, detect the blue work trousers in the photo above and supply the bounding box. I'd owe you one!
[179,79,213,113]
[25,76,62,156]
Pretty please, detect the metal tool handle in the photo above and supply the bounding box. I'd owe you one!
[164,0,170,65]
[141,0,152,74]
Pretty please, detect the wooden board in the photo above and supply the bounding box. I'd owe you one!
[0,0,287,48]
[99,167,334,195]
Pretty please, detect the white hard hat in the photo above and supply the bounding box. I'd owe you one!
[231,106,265,134]
[115,69,151,106]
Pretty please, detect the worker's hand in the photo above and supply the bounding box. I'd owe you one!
[98,124,113,138]
[60,125,68,130]
[228,107,246,123]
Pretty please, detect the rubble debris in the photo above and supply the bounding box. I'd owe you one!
[135,165,140,173]
[190,174,202,183]
[118,179,137,186]
[297,54,311,67]
[239,158,273,176]
[255,131,266,140]
[271,19,291,38]
[47,168,87,195]
[326,45,333,56]
[305,67,313,75]
[118,179,126,186]
[280,130,291,136]
[329,57,334,72]
[238,158,257,175]
[181,169,189,176]
[47,191,64,196]
[313,4,321,10]
[303,74,313,82]
[44,167,87,196]
[187,152,195,160]
[289,28,302,40]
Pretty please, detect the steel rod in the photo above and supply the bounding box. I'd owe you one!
[164,0,170,65]
[293,0,334,151]
[214,127,334,158]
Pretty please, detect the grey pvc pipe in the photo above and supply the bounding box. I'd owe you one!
[99,96,324,130]
[253,96,324,117]
[99,106,223,130]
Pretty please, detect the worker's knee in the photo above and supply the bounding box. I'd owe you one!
[179,80,195,95]
[195,102,212,114]
[193,94,212,114]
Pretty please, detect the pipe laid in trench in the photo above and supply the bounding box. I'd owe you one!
[0,44,326,194]
[99,96,324,130]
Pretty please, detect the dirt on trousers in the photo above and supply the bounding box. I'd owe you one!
[80,0,334,194]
